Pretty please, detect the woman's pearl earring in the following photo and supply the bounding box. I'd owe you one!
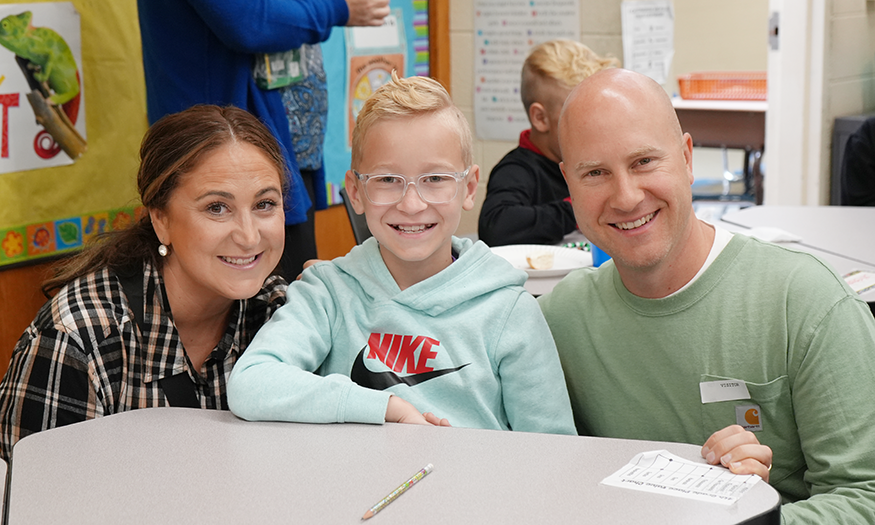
[158,244,169,257]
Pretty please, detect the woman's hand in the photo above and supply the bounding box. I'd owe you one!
[702,425,772,482]
[296,259,325,280]
[385,396,450,427]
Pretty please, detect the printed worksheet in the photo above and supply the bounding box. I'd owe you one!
[601,450,761,505]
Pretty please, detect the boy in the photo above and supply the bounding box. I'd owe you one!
[478,40,619,246]
[228,73,575,434]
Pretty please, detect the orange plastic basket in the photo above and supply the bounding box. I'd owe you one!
[678,72,767,101]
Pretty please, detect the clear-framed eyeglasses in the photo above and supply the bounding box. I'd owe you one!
[353,168,470,205]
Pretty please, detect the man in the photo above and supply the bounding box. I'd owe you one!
[540,68,875,522]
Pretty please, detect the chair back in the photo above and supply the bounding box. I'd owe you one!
[339,187,372,244]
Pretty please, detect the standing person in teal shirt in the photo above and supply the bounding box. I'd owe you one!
[540,68,875,522]
[228,73,575,434]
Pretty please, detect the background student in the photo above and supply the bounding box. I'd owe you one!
[228,73,575,434]
[840,115,875,205]
[0,106,289,460]
[478,40,619,246]
[541,68,875,523]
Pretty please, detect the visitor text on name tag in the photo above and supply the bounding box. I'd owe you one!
[700,380,751,404]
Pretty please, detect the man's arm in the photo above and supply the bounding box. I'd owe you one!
[780,296,875,522]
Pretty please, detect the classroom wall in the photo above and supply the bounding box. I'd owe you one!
[670,0,768,96]
[449,0,768,237]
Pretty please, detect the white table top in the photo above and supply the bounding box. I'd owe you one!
[521,214,875,304]
[715,219,875,305]
[721,205,875,266]
[5,408,780,524]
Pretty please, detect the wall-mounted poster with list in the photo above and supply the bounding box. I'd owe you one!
[473,0,579,141]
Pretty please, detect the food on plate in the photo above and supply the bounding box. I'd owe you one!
[526,251,554,270]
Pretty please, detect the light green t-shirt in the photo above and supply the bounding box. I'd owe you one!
[540,234,875,523]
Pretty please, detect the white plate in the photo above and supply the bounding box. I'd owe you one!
[490,244,593,278]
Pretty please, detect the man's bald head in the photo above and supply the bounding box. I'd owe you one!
[558,69,683,160]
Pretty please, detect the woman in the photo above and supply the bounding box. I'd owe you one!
[0,105,288,460]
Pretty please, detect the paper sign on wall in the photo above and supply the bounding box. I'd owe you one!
[473,0,579,141]
[0,2,86,174]
[346,11,406,147]
[621,0,674,85]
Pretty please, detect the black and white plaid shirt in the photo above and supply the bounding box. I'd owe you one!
[0,261,287,459]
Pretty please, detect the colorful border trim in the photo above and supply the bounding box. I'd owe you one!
[412,0,429,77]
[0,205,144,268]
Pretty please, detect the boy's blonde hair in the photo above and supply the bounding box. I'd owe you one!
[521,40,620,113]
[351,71,473,170]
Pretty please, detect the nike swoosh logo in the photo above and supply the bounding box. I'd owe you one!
[350,347,469,391]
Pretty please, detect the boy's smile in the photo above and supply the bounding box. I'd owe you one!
[392,223,435,234]
[346,111,479,289]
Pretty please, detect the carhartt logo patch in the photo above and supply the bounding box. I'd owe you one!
[735,404,762,432]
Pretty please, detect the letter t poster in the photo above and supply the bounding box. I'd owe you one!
[0,2,86,174]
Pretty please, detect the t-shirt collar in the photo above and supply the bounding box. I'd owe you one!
[518,129,546,156]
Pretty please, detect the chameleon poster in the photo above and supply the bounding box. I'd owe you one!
[0,0,144,269]
[0,2,85,173]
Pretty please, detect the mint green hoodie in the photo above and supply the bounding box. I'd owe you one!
[229,236,575,435]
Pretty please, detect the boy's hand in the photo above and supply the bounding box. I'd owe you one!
[422,412,451,427]
[385,396,449,426]
[702,425,772,482]
[345,0,390,26]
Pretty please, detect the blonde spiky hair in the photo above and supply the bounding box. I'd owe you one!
[351,71,473,170]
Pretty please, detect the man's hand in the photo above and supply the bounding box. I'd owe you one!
[345,0,390,27]
[385,396,450,426]
[702,425,773,482]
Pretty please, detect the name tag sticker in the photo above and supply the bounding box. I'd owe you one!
[700,380,751,404]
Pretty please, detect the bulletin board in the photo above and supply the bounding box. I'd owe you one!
[0,0,146,268]
[321,0,430,205]
[0,0,428,268]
